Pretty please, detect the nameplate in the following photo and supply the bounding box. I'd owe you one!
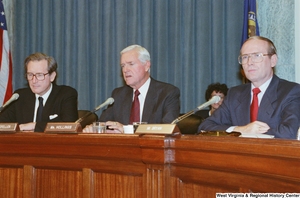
[135,124,181,135]
[0,123,18,133]
[44,123,82,133]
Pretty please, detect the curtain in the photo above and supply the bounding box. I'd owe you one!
[9,0,243,114]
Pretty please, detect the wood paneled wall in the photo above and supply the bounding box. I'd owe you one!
[0,133,300,197]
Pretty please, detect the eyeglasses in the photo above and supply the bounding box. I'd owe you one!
[26,73,49,81]
[238,53,273,65]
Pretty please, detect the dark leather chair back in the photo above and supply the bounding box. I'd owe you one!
[195,109,209,119]
[177,114,204,134]
[77,110,98,129]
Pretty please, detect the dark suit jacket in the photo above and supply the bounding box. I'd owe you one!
[199,75,300,139]
[0,84,78,132]
[99,78,180,124]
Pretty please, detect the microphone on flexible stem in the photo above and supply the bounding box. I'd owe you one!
[75,97,114,123]
[171,95,221,124]
[0,93,19,112]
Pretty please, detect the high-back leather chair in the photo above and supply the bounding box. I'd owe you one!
[77,110,98,129]
[176,114,204,134]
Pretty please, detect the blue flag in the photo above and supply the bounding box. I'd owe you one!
[241,0,260,45]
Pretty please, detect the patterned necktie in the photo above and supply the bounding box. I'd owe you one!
[250,88,261,122]
[129,90,140,124]
[36,97,44,122]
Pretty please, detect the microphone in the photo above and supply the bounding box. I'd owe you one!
[171,95,220,124]
[0,93,19,112]
[75,97,114,123]
[195,95,221,111]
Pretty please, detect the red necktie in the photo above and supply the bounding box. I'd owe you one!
[129,90,140,124]
[250,88,261,122]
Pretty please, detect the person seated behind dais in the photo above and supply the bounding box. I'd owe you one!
[83,45,180,133]
[0,52,78,132]
[198,36,300,139]
[195,83,228,119]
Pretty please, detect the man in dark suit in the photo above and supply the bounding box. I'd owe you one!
[84,45,180,133]
[0,53,78,132]
[199,36,300,139]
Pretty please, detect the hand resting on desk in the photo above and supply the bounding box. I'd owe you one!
[233,121,270,134]
[82,121,124,133]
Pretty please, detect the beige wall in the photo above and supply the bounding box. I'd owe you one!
[257,0,296,82]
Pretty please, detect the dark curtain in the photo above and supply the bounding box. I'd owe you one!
[10,0,243,114]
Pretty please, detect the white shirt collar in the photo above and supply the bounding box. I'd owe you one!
[134,77,151,98]
[35,83,53,105]
[33,84,53,122]
[251,76,272,105]
[132,78,151,121]
[251,76,272,94]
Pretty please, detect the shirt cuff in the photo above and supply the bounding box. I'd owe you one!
[226,126,236,132]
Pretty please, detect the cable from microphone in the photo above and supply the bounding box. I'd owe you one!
[75,97,114,123]
[171,95,220,124]
[0,93,19,112]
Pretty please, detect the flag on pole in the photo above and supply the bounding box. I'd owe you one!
[0,1,13,105]
[241,0,260,45]
[240,0,260,83]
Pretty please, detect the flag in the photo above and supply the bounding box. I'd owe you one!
[240,0,260,83]
[241,0,260,45]
[0,1,13,105]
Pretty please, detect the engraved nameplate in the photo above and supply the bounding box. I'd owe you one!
[135,124,181,135]
[0,123,18,133]
[44,123,82,133]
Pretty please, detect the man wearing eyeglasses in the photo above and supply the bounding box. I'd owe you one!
[0,52,78,132]
[199,36,300,139]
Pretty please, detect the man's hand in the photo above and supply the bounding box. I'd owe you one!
[105,121,124,133]
[82,121,124,133]
[82,124,93,132]
[234,121,270,134]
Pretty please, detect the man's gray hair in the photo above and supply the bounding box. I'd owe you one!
[120,45,151,63]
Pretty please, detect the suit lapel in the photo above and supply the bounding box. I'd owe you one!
[23,91,36,122]
[142,79,158,122]
[42,85,59,121]
[258,76,278,121]
[121,87,134,124]
[234,84,252,125]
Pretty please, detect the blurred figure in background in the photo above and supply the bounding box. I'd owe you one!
[196,82,228,119]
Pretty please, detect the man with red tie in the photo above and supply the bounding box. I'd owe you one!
[199,36,300,139]
[84,45,180,133]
